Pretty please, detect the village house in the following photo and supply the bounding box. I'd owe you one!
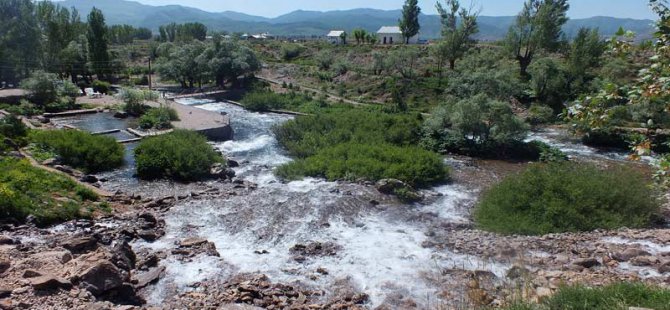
[377,26,418,45]
[326,30,346,45]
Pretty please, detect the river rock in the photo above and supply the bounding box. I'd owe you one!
[179,238,208,247]
[289,241,341,261]
[137,229,164,242]
[0,260,10,274]
[53,165,73,174]
[659,261,670,274]
[210,163,226,179]
[613,248,652,262]
[41,158,59,166]
[0,235,14,245]
[36,116,50,124]
[224,168,236,179]
[630,256,660,267]
[376,179,410,194]
[133,266,165,289]
[112,241,136,271]
[572,258,600,268]
[114,111,128,119]
[227,159,240,167]
[32,251,73,264]
[0,288,10,299]
[61,236,98,254]
[78,261,124,296]
[80,175,99,183]
[30,274,72,291]
[22,269,42,278]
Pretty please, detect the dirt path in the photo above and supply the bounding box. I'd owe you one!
[256,75,369,106]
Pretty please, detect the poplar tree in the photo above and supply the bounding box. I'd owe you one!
[399,0,421,44]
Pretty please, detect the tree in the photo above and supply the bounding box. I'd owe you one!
[352,29,367,44]
[505,0,569,78]
[87,8,110,80]
[567,27,605,95]
[435,0,479,70]
[399,0,421,44]
[156,41,208,88]
[339,31,347,45]
[0,0,41,83]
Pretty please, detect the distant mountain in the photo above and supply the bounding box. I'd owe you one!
[56,0,655,40]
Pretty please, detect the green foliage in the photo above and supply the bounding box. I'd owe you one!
[545,283,670,310]
[139,106,179,130]
[422,94,530,157]
[158,22,207,42]
[0,158,99,226]
[527,104,555,125]
[117,88,158,116]
[276,142,448,188]
[20,71,60,106]
[475,162,660,235]
[87,8,110,79]
[0,115,29,151]
[240,90,323,112]
[399,0,421,44]
[273,109,448,187]
[506,0,570,77]
[529,57,570,111]
[92,80,111,94]
[31,129,125,173]
[281,43,303,61]
[134,130,223,181]
[435,0,479,69]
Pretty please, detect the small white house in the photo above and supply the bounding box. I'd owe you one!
[326,30,346,45]
[377,26,418,45]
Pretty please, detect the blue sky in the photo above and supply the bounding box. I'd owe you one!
[131,0,657,20]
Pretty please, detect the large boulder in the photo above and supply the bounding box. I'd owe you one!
[61,236,98,254]
[572,258,600,269]
[375,179,409,194]
[78,261,125,296]
[29,274,72,291]
[612,248,652,262]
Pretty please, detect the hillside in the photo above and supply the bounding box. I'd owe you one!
[57,0,654,40]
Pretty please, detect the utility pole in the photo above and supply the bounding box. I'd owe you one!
[148,57,153,91]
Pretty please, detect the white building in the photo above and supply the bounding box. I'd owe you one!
[377,26,418,45]
[326,30,346,45]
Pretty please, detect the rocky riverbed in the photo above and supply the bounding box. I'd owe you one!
[1,100,669,309]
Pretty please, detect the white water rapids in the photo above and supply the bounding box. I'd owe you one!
[129,100,646,307]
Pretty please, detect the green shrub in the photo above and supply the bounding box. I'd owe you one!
[276,142,449,187]
[117,88,158,116]
[31,130,125,173]
[134,129,223,181]
[280,43,302,61]
[240,91,321,112]
[544,283,670,310]
[422,94,531,158]
[273,109,448,187]
[92,80,111,94]
[475,162,660,235]
[0,158,100,226]
[527,104,555,125]
[139,106,179,130]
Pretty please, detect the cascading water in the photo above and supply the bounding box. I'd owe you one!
[136,99,507,307]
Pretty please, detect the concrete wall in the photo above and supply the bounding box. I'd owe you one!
[379,33,419,45]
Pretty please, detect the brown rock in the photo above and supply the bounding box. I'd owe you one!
[572,258,600,268]
[0,236,14,245]
[0,260,8,274]
[0,287,10,299]
[630,256,659,267]
[22,269,42,278]
[0,300,12,310]
[61,236,97,254]
[32,251,73,264]
[138,230,163,242]
[133,266,165,289]
[612,248,652,262]
[179,238,208,248]
[658,261,670,274]
[30,275,72,290]
[78,261,124,295]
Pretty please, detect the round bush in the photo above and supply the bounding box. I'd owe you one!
[474,162,660,235]
[134,130,223,181]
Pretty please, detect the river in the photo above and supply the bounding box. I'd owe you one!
[53,100,654,308]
